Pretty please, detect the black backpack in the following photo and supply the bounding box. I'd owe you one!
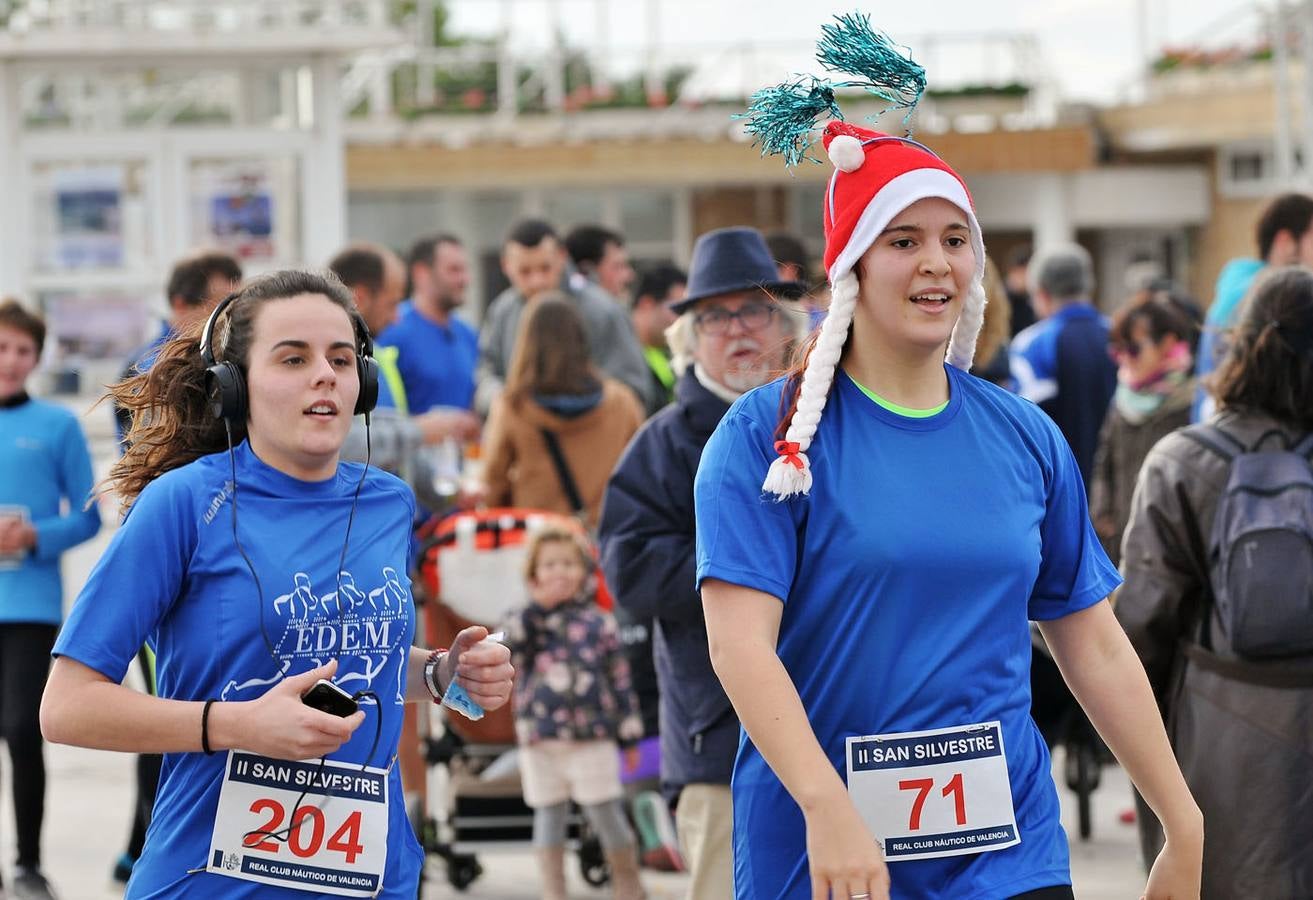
[1179,424,1313,660]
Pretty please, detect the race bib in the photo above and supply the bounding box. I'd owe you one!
[846,721,1020,862]
[208,752,389,896]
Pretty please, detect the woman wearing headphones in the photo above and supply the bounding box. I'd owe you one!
[39,270,513,898]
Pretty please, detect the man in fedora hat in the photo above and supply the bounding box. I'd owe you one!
[598,226,806,896]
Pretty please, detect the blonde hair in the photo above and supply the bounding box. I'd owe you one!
[974,257,1012,369]
[522,522,595,583]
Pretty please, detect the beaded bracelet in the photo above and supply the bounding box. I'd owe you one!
[423,649,449,704]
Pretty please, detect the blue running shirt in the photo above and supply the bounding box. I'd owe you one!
[54,442,423,898]
[376,306,479,413]
[695,365,1121,900]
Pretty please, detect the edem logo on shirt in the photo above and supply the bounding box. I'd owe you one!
[220,567,411,704]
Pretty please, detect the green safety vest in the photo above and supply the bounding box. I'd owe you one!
[376,345,409,416]
[644,345,675,395]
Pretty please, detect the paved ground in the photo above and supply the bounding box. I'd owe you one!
[11,408,1151,898]
[18,735,1149,898]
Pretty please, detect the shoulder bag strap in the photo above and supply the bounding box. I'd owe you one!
[1177,423,1244,461]
[1173,423,1243,651]
[539,427,586,517]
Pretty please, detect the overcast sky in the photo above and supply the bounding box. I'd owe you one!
[445,0,1271,104]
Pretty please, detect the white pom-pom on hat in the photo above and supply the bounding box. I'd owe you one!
[827,134,865,173]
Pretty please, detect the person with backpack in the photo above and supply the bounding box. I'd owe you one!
[1118,265,1313,898]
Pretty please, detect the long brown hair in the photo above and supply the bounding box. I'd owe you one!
[106,269,359,509]
[504,293,599,402]
[974,257,1011,368]
[1210,265,1313,431]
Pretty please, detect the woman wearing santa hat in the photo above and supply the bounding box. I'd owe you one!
[692,25,1204,897]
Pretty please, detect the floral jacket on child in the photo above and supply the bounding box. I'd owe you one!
[501,594,644,746]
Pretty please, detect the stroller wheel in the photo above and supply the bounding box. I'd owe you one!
[447,854,482,891]
[579,833,609,887]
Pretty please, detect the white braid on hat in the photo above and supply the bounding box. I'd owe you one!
[762,272,860,499]
[946,280,987,370]
[762,271,986,500]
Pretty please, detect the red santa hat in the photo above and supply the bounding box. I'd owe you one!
[762,122,989,499]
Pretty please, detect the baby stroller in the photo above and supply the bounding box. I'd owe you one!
[415,508,613,891]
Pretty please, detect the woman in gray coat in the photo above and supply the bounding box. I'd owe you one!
[1118,265,1313,899]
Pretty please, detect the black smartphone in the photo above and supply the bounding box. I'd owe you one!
[301,679,358,717]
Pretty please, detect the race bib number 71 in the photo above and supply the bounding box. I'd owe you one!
[846,721,1020,861]
[208,752,389,896]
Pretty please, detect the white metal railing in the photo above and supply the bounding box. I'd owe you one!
[0,5,1052,133]
[341,30,1051,124]
[0,0,388,33]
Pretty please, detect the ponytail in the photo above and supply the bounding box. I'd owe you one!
[104,318,237,511]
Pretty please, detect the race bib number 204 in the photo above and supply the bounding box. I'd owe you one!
[846,721,1020,862]
[208,751,389,896]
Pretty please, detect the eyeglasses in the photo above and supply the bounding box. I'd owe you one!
[693,302,777,336]
[1110,339,1152,361]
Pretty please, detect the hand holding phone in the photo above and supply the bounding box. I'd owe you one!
[301,679,358,717]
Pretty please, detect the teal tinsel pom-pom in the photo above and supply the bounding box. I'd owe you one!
[739,77,842,167]
[817,12,926,111]
[736,12,927,167]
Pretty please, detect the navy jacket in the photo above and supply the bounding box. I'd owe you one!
[1010,303,1116,490]
[598,370,738,793]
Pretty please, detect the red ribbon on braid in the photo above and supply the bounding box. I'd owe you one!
[774,440,804,470]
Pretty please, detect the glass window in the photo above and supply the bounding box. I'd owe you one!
[29,159,153,273]
[347,191,444,255]
[1229,152,1265,183]
[544,191,605,231]
[618,190,674,243]
[470,192,524,247]
[22,67,304,132]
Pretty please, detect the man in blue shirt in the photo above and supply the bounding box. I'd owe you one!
[113,251,242,444]
[376,234,481,415]
[329,241,480,473]
[0,299,100,899]
[1009,243,1116,490]
[1194,192,1313,421]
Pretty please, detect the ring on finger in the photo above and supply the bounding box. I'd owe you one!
[850,894,871,899]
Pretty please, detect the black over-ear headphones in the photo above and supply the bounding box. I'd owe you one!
[199,290,380,421]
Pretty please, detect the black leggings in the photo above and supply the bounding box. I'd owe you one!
[0,623,57,868]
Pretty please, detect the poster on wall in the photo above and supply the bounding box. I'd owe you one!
[51,167,125,269]
[191,160,291,261]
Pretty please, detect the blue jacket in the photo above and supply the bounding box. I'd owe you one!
[598,369,738,794]
[1194,258,1265,422]
[1010,303,1116,489]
